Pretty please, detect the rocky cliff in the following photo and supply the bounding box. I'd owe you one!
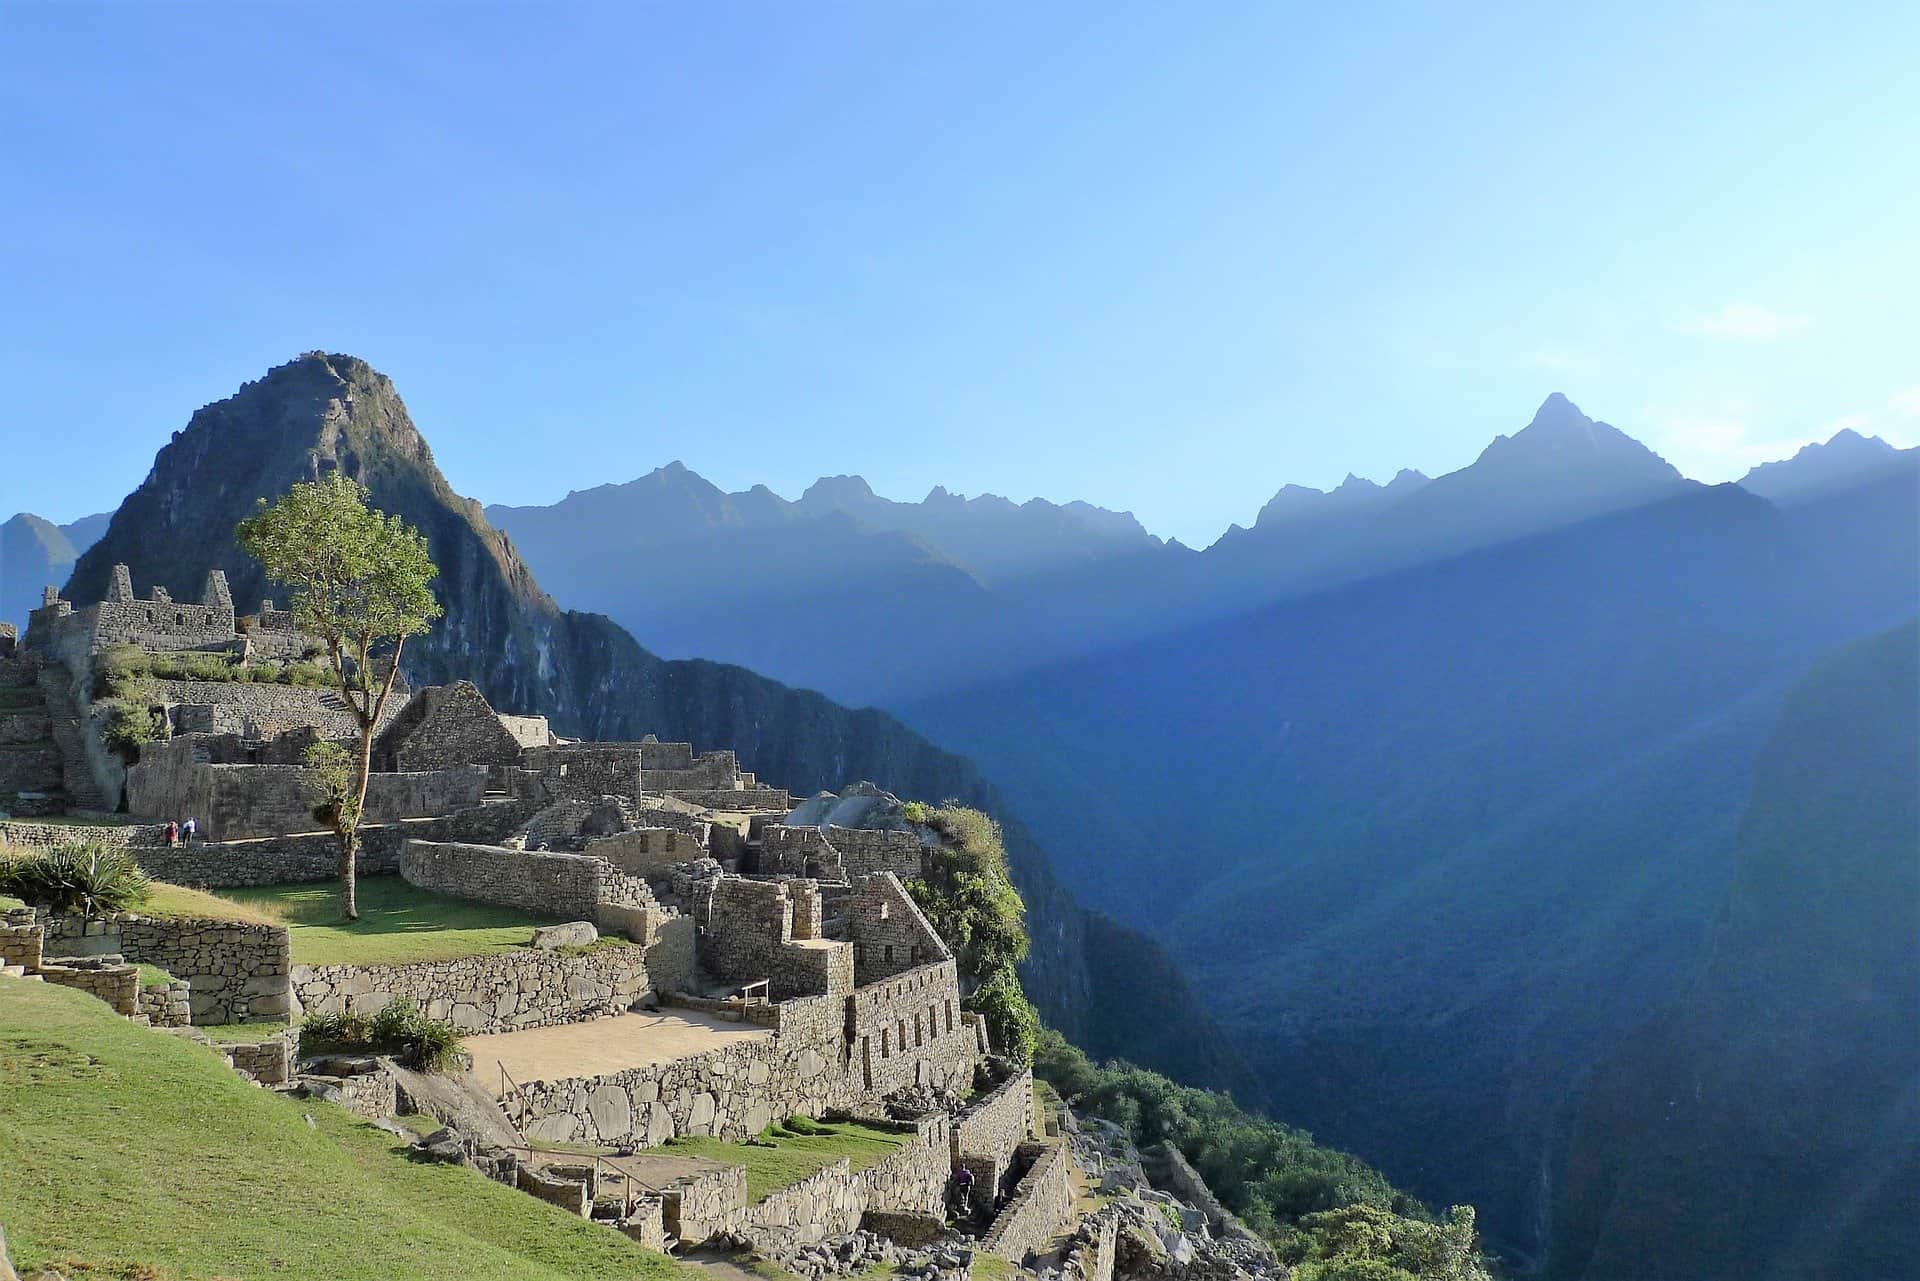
[63,352,1255,1095]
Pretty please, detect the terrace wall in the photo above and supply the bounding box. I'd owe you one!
[40,911,292,1023]
[291,938,675,1034]
[980,1143,1074,1264]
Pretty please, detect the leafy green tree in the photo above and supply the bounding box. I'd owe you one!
[238,475,441,919]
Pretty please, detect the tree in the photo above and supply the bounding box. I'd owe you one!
[238,474,440,919]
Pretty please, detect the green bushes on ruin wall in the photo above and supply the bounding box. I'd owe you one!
[904,802,1041,1065]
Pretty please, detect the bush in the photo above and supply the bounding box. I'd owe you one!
[0,842,151,915]
[965,967,1040,1066]
[101,699,163,759]
[300,998,465,1073]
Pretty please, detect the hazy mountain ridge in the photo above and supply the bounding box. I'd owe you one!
[60,351,1258,1098]
[488,393,1716,706]
[1549,619,1920,1281]
[896,469,1917,1265]
[1,510,109,630]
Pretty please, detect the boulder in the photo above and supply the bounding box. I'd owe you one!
[531,921,598,949]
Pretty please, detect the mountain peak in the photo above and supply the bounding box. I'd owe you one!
[799,475,878,509]
[1740,427,1914,503]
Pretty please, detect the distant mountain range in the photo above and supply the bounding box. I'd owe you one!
[485,395,1912,707]
[1,510,109,631]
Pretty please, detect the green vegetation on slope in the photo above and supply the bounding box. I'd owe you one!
[0,978,688,1281]
[223,875,589,964]
[652,1117,910,1203]
[1035,1029,1495,1279]
[904,803,1040,1064]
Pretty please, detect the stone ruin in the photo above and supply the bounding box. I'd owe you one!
[0,567,1276,1281]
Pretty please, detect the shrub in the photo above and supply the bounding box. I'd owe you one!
[301,998,465,1073]
[0,842,151,915]
[101,699,163,759]
[965,967,1040,1066]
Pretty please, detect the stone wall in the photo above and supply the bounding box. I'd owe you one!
[138,978,193,1027]
[1067,1209,1120,1281]
[953,1068,1035,1195]
[497,714,551,750]
[668,787,793,811]
[291,940,667,1034]
[40,911,292,1023]
[0,742,63,797]
[849,959,973,1095]
[516,1030,860,1147]
[40,956,139,1015]
[0,819,167,849]
[827,827,928,883]
[585,827,705,876]
[126,803,535,888]
[376,681,526,772]
[224,1029,296,1085]
[0,914,44,971]
[525,745,642,803]
[126,738,488,840]
[699,877,853,1001]
[150,679,376,741]
[849,874,951,986]
[401,839,605,919]
[980,1142,1074,1264]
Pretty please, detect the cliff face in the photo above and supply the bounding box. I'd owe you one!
[1549,620,1920,1281]
[64,352,1254,1093]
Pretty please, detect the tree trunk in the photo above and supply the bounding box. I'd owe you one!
[342,726,375,922]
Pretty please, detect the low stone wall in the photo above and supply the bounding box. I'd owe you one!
[400,839,607,920]
[226,1030,295,1085]
[138,978,193,1027]
[40,911,292,1024]
[681,1116,949,1252]
[1067,1209,1120,1281]
[127,803,536,888]
[292,943,658,1034]
[663,1163,750,1246]
[665,787,792,812]
[0,915,43,971]
[0,820,167,849]
[953,1068,1034,1194]
[40,957,139,1016]
[981,1142,1074,1264]
[516,1031,859,1147]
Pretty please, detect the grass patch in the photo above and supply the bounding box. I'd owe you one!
[133,963,177,989]
[0,978,693,1280]
[0,893,23,910]
[221,876,559,965]
[971,1257,1014,1281]
[193,1020,292,1045]
[653,1119,909,1204]
[141,881,278,925]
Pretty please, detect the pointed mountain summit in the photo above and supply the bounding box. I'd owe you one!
[61,350,1256,1093]
[1739,427,1917,504]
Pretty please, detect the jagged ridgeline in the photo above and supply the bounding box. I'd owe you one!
[62,352,1256,1096]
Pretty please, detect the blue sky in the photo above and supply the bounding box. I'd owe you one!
[2,2,1916,546]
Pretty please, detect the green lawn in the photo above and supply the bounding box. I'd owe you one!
[142,881,279,924]
[192,1019,291,1044]
[0,978,691,1281]
[220,875,580,965]
[134,962,177,989]
[654,1118,910,1203]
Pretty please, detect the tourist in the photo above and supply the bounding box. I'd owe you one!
[182,816,197,845]
[951,1163,975,1218]
[165,819,178,848]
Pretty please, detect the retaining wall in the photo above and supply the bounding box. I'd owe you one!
[980,1142,1075,1264]
[291,937,673,1034]
[40,911,292,1023]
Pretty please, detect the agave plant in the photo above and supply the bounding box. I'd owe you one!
[0,841,151,916]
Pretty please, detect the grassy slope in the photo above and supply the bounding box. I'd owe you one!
[220,875,579,965]
[0,978,689,1281]
[655,1120,908,1203]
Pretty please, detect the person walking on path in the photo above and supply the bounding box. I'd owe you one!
[181,816,197,845]
[165,820,178,848]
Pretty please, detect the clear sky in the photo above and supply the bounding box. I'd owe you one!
[3,2,1916,546]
